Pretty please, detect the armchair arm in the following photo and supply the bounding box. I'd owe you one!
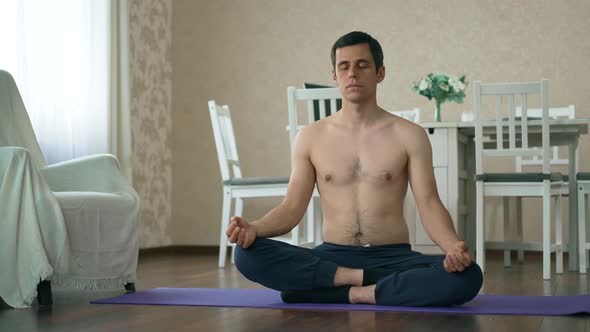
[40,154,132,193]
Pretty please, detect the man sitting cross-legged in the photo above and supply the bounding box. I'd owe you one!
[226,31,483,306]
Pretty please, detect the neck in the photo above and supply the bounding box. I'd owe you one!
[337,98,384,129]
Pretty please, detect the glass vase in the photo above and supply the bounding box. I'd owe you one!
[434,101,442,122]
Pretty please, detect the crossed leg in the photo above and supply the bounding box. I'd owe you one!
[235,238,482,306]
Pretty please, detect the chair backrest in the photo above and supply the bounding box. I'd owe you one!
[287,86,342,148]
[208,100,242,182]
[390,108,421,123]
[0,70,47,167]
[473,79,550,176]
[515,105,575,120]
[514,105,576,170]
[303,83,342,121]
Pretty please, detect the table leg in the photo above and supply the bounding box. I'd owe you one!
[568,140,579,271]
[465,137,476,259]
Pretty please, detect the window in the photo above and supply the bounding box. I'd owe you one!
[0,0,110,164]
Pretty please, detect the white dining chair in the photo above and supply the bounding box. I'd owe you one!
[578,173,590,273]
[302,83,342,121]
[209,100,314,268]
[287,86,342,148]
[507,105,576,265]
[515,105,576,171]
[287,86,344,245]
[474,79,564,280]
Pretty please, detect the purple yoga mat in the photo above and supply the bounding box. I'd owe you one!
[91,288,590,316]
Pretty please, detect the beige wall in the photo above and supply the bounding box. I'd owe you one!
[171,0,590,246]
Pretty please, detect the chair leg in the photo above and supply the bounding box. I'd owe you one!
[291,222,300,246]
[231,198,244,265]
[579,188,588,274]
[476,181,485,273]
[306,198,315,245]
[218,189,232,268]
[288,196,300,247]
[37,280,52,307]
[555,193,563,274]
[542,182,551,280]
[516,196,525,263]
[124,282,136,293]
[503,197,511,267]
[314,197,323,246]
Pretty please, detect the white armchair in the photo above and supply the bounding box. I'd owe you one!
[0,70,140,308]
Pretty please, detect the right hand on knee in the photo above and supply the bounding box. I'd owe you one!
[226,216,257,248]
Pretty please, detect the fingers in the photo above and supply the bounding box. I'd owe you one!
[226,216,257,249]
[459,251,472,267]
[228,225,251,248]
[226,217,237,238]
[443,257,453,273]
[228,226,241,243]
[456,242,472,267]
[226,216,246,238]
[452,254,466,271]
[242,230,255,249]
[445,254,465,272]
[444,241,473,273]
[230,227,247,246]
[444,257,457,272]
[236,228,246,247]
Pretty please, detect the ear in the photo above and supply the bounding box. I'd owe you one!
[332,69,337,83]
[377,66,385,83]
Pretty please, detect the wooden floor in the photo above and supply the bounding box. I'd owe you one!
[1,251,589,332]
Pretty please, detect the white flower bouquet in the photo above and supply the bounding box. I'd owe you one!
[412,73,467,122]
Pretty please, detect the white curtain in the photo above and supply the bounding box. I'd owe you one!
[109,0,133,182]
[0,0,115,166]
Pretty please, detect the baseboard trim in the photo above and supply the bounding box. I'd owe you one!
[138,246,568,259]
[486,249,570,259]
[139,245,218,256]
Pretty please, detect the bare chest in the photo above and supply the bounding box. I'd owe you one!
[311,134,408,186]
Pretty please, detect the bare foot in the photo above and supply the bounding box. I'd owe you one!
[348,285,376,304]
[333,267,363,287]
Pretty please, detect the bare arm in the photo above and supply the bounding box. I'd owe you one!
[406,126,471,271]
[251,126,316,237]
[226,126,316,247]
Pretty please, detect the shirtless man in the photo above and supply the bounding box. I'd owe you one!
[226,31,483,306]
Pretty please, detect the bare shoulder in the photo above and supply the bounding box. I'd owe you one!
[292,119,325,154]
[388,113,430,154]
[299,116,331,139]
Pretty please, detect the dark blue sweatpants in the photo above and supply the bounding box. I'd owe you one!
[235,238,483,307]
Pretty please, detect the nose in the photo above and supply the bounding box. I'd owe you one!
[347,67,358,78]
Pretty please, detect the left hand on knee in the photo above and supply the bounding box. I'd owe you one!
[443,241,471,273]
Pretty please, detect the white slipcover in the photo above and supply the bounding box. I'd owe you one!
[0,70,140,308]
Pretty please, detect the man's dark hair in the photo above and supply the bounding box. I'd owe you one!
[330,31,384,73]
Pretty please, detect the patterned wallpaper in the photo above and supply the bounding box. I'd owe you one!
[128,0,173,248]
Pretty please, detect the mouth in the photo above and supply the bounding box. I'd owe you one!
[347,84,362,88]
